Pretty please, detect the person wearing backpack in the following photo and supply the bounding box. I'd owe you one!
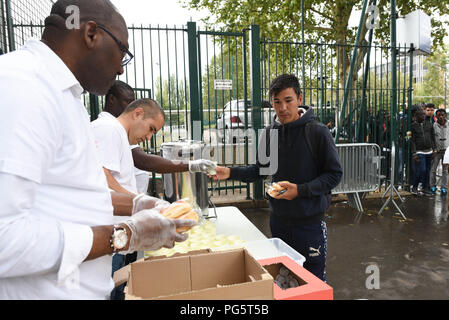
[213,74,343,282]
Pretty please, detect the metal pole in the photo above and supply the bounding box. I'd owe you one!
[357,0,377,143]
[335,0,370,142]
[89,94,100,122]
[378,0,406,219]
[5,0,14,52]
[445,66,447,108]
[250,24,263,200]
[301,0,305,102]
[407,44,414,186]
[187,21,201,141]
[1,0,8,53]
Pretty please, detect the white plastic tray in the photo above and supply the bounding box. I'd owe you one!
[244,238,306,266]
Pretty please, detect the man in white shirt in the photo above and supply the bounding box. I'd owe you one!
[102,80,217,181]
[0,0,195,300]
[92,98,166,300]
[92,98,165,197]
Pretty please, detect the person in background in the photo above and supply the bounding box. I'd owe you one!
[213,74,342,282]
[425,103,436,124]
[410,107,436,196]
[430,109,449,195]
[0,0,196,300]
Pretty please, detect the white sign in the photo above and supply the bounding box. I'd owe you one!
[396,10,431,55]
[214,80,233,90]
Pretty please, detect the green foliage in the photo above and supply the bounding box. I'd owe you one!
[182,0,449,48]
[155,75,189,126]
[414,45,449,107]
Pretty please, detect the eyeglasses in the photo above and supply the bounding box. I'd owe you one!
[97,25,134,67]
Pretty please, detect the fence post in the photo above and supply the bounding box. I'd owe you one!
[5,0,14,52]
[335,0,370,142]
[1,0,7,53]
[89,94,100,122]
[250,24,263,200]
[406,44,414,186]
[187,21,201,140]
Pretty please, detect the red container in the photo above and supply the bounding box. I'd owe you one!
[258,255,333,300]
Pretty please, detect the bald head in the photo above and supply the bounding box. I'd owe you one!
[45,0,124,31]
[41,0,129,96]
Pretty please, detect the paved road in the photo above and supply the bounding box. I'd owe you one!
[241,194,449,300]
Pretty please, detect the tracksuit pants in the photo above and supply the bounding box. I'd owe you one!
[270,215,328,282]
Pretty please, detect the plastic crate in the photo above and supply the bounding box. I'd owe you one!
[244,238,306,267]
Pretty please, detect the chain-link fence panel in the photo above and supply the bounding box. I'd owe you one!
[1,0,54,52]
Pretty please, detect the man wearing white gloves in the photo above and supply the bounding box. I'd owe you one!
[92,98,172,300]
[0,0,196,299]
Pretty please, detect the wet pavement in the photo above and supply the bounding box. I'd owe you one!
[240,193,449,300]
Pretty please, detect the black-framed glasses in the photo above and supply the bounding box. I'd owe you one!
[97,25,134,67]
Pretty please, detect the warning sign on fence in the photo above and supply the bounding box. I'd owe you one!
[214,80,233,90]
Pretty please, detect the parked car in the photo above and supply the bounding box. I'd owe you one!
[216,100,251,143]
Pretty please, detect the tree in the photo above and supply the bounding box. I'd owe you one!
[183,0,449,89]
[155,75,189,127]
[414,45,449,107]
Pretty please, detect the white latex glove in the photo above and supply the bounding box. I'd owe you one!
[189,159,217,175]
[132,193,170,215]
[121,209,196,253]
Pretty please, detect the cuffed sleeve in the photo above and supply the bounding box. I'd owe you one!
[57,222,94,284]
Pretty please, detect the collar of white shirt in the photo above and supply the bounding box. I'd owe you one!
[98,111,116,120]
[25,39,84,98]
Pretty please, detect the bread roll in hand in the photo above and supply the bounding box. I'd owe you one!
[160,199,199,232]
[267,181,290,198]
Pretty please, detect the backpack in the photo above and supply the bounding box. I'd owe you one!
[265,119,325,172]
[305,120,327,168]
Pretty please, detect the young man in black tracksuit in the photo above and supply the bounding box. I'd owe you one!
[213,74,343,282]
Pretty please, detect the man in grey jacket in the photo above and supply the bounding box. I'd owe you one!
[430,109,449,195]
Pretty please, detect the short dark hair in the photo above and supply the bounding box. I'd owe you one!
[124,98,165,120]
[436,108,447,116]
[426,103,435,109]
[105,80,134,104]
[269,74,302,98]
[411,105,423,116]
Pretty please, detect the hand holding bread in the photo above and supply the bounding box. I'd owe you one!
[160,199,199,233]
[267,181,299,200]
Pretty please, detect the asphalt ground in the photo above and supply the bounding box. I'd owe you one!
[240,193,449,300]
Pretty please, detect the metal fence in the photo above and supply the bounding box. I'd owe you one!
[260,39,415,192]
[0,0,53,53]
[332,143,382,212]
[2,1,417,200]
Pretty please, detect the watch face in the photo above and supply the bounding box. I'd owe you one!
[113,230,128,249]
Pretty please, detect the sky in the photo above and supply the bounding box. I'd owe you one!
[112,0,210,27]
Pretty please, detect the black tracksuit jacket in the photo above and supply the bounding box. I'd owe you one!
[229,107,343,225]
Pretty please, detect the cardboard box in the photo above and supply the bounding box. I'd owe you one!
[258,256,333,300]
[114,248,274,300]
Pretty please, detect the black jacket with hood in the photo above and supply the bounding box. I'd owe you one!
[229,107,343,225]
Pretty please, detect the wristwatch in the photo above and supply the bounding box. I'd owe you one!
[110,225,128,253]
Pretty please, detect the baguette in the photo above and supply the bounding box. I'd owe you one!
[161,201,192,219]
[176,210,200,233]
[160,200,199,233]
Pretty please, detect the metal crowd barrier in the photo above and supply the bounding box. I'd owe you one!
[332,143,382,212]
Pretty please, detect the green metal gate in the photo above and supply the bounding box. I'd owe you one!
[190,23,254,199]
[2,0,418,196]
